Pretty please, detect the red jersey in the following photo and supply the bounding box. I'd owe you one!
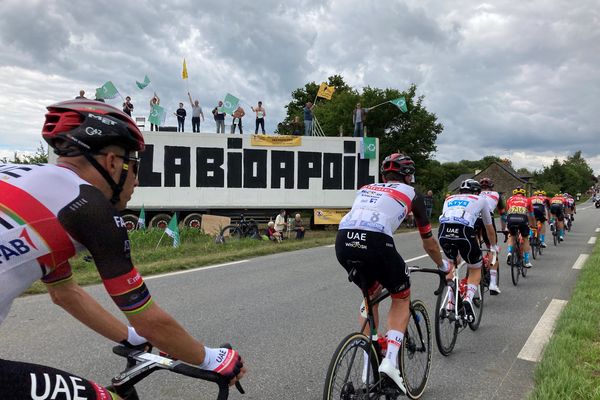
[550,196,568,207]
[530,195,550,209]
[506,194,534,215]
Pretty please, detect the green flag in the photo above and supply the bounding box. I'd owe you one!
[165,214,180,247]
[390,97,408,113]
[137,205,146,230]
[361,137,377,159]
[148,104,166,126]
[136,75,151,90]
[221,93,240,115]
[95,81,119,100]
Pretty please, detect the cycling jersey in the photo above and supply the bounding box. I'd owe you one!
[480,190,505,214]
[0,163,152,325]
[338,182,432,238]
[550,195,568,208]
[439,194,493,228]
[530,195,550,222]
[505,194,534,216]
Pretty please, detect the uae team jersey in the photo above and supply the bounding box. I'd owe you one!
[0,163,152,325]
[480,190,504,214]
[339,182,431,237]
[439,194,493,227]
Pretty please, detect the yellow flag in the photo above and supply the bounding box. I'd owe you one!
[182,59,188,80]
[317,82,335,100]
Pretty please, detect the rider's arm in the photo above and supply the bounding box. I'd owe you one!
[412,193,444,267]
[481,203,497,246]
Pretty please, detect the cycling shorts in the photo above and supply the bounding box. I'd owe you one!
[438,223,482,267]
[0,358,116,399]
[533,205,547,222]
[474,214,497,246]
[507,214,530,237]
[335,229,410,297]
[549,204,564,221]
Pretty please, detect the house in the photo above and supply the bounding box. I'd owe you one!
[447,161,532,197]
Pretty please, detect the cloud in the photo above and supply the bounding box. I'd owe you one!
[1,0,599,175]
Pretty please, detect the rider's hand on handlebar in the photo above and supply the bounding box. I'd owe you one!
[200,347,246,386]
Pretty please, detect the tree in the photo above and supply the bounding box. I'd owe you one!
[533,151,595,195]
[0,142,48,164]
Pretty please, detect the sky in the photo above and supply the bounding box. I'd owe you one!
[1,0,599,174]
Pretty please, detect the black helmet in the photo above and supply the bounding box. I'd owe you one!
[459,179,481,194]
[479,177,494,189]
[42,99,145,155]
[381,153,415,176]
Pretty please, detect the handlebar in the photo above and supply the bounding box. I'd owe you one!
[409,266,447,296]
[111,345,244,400]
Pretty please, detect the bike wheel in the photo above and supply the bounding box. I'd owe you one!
[531,237,537,260]
[400,300,432,399]
[434,282,458,356]
[510,249,520,286]
[469,283,484,331]
[553,230,558,246]
[220,225,242,241]
[323,332,380,400]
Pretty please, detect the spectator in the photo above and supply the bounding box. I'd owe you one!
[293,213,305,239]
[231,105,245,134]
[251,101,266,134]
[122,96,134,116]
[188,92,205,133]
[424,190,434,219]
[94,94,105,103]
[303,102,314,136]
[75,90,86,99]
[291,116,302,136]
[174,102,187,132]
[149,93,160,131]
[274,209,287,238]
[212,101,226,133]
[266,221,282,242]
[352,102,372,137]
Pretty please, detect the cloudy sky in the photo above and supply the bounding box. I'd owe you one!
[1,0,599,174]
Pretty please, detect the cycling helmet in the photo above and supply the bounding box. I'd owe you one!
[533,190,540,196]
[381,153,415,176]
[513,186,526,196]
[539,190,547,196]
[43,99,145,155]
[479,177,494,189]
[459,179,481,194]
[42,99,145,205]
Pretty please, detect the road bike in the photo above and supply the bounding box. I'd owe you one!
[323,262,445,400]
[549,218,559,246]
[503,229,529,286]
[217,214,259,242]
[107,344,245,400]
[477,247,497,295]
[434,251,493,356]
[529,222,543,260]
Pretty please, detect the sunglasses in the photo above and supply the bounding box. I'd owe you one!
[99,152,140,176]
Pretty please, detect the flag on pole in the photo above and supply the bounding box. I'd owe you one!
[148,104,166,126]
[136,75,151,90]
[390,97,408,113]
[361,137,377,159]
[222,93,240,115]
[95,81,119,100]
[137,205,146,230]
[165,214,180,247]
[182,59,188,80]
[317,82,335,100]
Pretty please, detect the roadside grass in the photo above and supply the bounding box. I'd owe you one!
[24,228,338,295]
[530,241,600,399]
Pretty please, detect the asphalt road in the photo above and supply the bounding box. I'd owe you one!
[2,200,599,399]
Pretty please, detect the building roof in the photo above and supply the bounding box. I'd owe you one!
[474,161,529,184]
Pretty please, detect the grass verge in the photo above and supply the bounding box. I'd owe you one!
[530,241,600,399]
[24,228,338,296]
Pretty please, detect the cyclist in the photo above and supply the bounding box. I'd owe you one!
[549,192,568,241]
[439,179,498,319]
[530,190,551,248]
[335,153,448,394]
[563,192,576,228]
[476,177,506,295]
[505,187,535,268]
[0,100,245,398]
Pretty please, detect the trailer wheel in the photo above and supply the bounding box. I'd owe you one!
[149,213,171,229]
[122,214,139,232]
[183,213,203,229]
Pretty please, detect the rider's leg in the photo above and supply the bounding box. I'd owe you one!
[385,295,410,365]
[0,359,121,399]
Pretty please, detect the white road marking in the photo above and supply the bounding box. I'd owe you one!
[588,237,597,244]
[595,228,600,233]
[518,299,568,362]
[144,260,249,281]
[406,254,429,263]
[324,244,335,248]
[572,254,589,270]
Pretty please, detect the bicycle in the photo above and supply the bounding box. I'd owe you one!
[529,224,542,260]
[217,214,259,242]
[323,262,445,400]
[107,344,245,400]
[503,229,528,286]
[434,251,493,356]
[548,218,559,246]
[477,247,497,295]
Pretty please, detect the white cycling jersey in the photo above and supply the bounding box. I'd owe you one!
[439,194,492,228]
[480,190,500,213]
